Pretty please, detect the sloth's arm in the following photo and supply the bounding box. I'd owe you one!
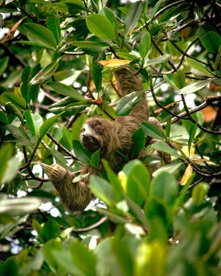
[114,68,149,121]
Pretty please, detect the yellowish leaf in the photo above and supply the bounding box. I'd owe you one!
[2,17,27,44]
[99,59,131,68]
[180,164,193,185]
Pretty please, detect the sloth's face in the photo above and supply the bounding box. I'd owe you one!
[80,118,106,154]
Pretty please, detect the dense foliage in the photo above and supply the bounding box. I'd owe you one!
[0,0,221,275]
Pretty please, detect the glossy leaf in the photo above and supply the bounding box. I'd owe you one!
[116,91,143,116]
[186,57,214,77]
[30,60,60,85]
[192,183,209,205]
[89,175,117,207]
[150,171,178,206]
[131,128,146,158]
[39,113,62,141]
[125,1,143,35]
[0,92,26,109]
[0,197,42,215]
[141,121,165,140]
[179,79,211,94]
[121,160,150,206]
[23,22,57,50]
[90,149,100,168]
[139,31,151,58]
[47,82,85,100]
[47,16,61,44]
[24,110,43,138]
[199,25,221,54]
[151,141,180,158]
[86,14,117,43]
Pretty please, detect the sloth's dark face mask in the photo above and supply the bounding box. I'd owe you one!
[81,133,101,153]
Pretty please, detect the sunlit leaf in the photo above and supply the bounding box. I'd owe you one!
[90,176,117,207]
[179,79,211,95]
[30,60,60,85]
[180,164,193,186]
[0,197,42,215]
[125,1,143,35]
[151,141,180,158]
[0,92,26,109]
[186,57,214,77]
[99,59,131,68]
[116,91,143,116]
[39,113,63,141]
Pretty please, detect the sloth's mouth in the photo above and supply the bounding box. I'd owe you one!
[82,134,100,153]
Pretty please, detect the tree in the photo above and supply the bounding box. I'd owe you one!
[0,0,221,275]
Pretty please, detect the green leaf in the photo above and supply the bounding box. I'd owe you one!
[47,16,61,44]
[141,121,165,140]
[24,110,43,138]
[139,31,151,58]
[6,124,33,146]
[0,111,8,124]
[86,14,117,43]
[192,183,209,206]
[179,79,211,95]
[0,92,26,109]
[41,219,60,243]
[70,40,109,49]
[116,91,143,116]
[30,60,60,85]
[89,175,117,207]
[95,237,133,276]
[144,54,170,67]
[186,57,214,77]
[0,144,13,186]
[0,258,19,276]
[131,128,146,158]
[92,62,103,92]
[90,149,100,168]
[43,240,63,273]
[188,123,197,154]
[39,113,62,141]
[23,22,57,50]
[5,102,23,122]
[0,56,9,77]
[135,240,167,276]
[150,171,178,206]
[47,82,85,100]
[69,239,96,276]
[0,197,42,215]
[125,1,143,35]
[199,25,221,54]
[173,70,185,89]
[73,140,90,163]
[1,155,21,184]
[121,160,150,206]
[103,160,124,201]
[151,141,180,158]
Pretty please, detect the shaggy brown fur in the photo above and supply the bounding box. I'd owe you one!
[80,68,149,170]
[43,68,155,212]
[42,163,93,212]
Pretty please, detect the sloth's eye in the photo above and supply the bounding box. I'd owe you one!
[80,127,85,133]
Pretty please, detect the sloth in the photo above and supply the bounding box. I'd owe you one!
[80,68,150,171]
[43,67,163,212]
